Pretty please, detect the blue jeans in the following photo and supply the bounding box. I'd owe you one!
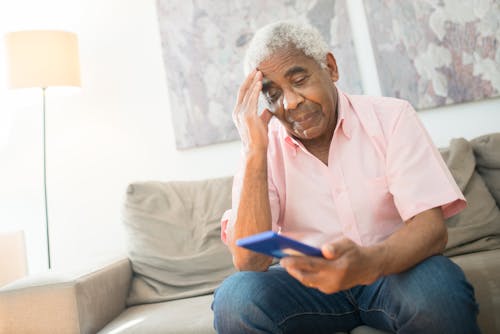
[212,255,480,333]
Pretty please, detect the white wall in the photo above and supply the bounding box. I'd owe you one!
[0,0,499,274]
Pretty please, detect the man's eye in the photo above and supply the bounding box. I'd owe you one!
[293,76,308,86]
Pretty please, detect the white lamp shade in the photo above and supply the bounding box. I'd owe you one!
[4,30,81,89]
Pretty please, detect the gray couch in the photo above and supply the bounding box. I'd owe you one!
[1,133,500,334]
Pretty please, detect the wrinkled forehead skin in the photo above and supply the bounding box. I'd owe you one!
[258,46,326,88]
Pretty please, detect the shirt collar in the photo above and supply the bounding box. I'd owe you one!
[281,88,353,150]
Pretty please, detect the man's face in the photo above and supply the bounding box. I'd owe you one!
[258,48,339,141]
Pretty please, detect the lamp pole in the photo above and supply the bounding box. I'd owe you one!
[5,30,81,271]
[42,87,51,269]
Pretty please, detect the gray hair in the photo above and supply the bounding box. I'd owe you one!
[243,20,329,75]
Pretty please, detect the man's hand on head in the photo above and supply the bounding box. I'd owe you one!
[233,69,273,155]
[280,238,386,294]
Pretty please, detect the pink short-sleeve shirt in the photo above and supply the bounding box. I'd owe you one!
[221,90,465,247]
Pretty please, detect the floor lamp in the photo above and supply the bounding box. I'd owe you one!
[4,30,81,269]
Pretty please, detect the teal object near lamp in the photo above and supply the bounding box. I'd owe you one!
[4,30,81,269]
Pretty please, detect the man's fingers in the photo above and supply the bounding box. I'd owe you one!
[281,256,324,272]
[240,70,261,106]
[241,71,262,107]
[236,69,257,105]
[245,74,263,112]
[321,238,355,260]
[285,266,320,288]
[233,70,259,123]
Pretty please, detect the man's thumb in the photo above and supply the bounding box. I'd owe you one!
[322,238,352,259]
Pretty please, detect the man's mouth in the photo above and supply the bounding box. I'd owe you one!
[287,110,319,126]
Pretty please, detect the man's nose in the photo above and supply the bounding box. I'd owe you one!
[282,88,303,111]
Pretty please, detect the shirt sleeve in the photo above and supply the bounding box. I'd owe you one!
[220,155,281,245]
[386,102,466,221]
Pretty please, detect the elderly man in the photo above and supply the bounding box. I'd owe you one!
[212,21,480,333]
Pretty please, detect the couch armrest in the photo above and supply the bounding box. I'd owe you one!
[0,258,132,334]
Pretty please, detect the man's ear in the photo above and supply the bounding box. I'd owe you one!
[325,52,339,82]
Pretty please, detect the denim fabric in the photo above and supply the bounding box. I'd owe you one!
[212,255,480,333]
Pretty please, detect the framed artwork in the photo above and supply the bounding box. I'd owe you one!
[157,0,362,149]
[364,0,500,109]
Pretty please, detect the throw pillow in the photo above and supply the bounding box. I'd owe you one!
[122,176,236,306]
[470,133,500,207]
[441,138,500,257]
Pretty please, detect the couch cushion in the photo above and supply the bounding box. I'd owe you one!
[440,138,500,256]
[98,294,216,334]
[122,177,236,306]
[451,249,500,334]
[471,133,500,207]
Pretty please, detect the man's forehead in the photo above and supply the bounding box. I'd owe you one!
[258,47,311,70]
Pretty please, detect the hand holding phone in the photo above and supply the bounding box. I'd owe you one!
[236,231,323,258]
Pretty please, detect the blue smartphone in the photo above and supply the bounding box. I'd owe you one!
[236,231,323,258]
